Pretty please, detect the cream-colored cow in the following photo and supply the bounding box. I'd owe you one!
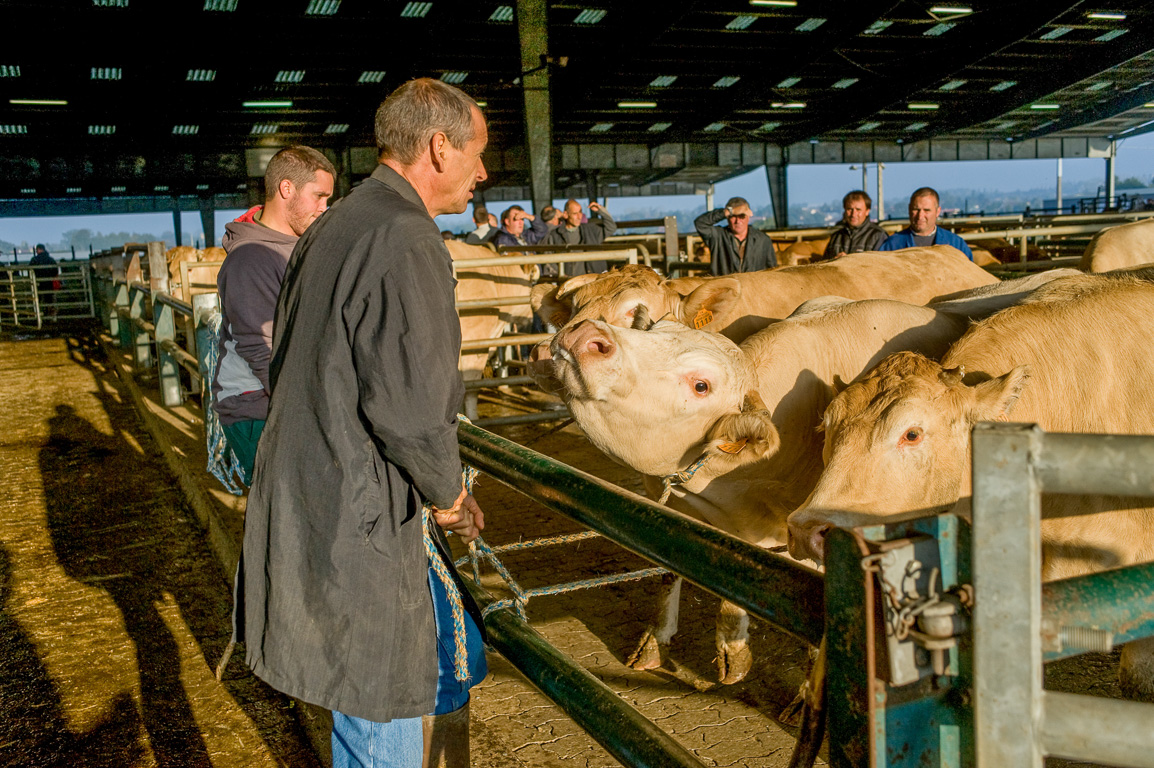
[1079,217,1154,272]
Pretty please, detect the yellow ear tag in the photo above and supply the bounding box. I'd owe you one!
[693,308,714,329]
[717,438,748,455]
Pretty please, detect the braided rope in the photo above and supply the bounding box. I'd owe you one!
[658,453,712,504]
[201,313,246,496]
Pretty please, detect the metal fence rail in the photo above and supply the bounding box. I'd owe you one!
[972,423,1154,768]
[0,262,95,328]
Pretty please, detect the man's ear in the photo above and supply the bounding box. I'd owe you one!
[278,178,296,200]
[429,131,449,172]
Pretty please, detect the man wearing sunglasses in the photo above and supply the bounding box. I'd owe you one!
[694,196,777,276]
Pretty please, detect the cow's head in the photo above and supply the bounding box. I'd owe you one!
[787,350,1030,563]
[548,316,778,477]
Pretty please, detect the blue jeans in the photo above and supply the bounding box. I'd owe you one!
[331,566,486,768]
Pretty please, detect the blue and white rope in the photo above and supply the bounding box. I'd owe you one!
[201,313,246,496]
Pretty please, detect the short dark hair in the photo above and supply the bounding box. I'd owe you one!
[264,146,336,202]
[501,205,525,225]
[472,205,489,224]
[540,205,557,222]
[910,187,940,206]
[725,196,750,210]
[375,77,479,164]
[843,190,872,209]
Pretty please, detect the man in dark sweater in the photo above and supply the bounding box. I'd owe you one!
[211,145,335,481]
[694,196,777,275]
[819,190,888,261]
[543,198,616,275]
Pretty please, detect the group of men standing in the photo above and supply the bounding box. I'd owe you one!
[210,74,974,768]
[694,185,972,275]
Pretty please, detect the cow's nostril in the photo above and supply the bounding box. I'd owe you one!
[588,338,614,356]
[812,523,834,559]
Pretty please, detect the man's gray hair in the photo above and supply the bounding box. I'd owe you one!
[375,78,479,164]
[725,196,750,210]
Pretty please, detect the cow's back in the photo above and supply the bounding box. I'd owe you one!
[1079,218,1154,272]
[446,239,535,376]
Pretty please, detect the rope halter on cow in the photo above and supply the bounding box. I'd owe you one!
[657,437,749,505]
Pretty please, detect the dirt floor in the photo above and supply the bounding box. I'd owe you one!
[0,323,1134,768]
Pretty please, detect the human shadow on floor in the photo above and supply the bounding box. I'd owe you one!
[0,543,146,767]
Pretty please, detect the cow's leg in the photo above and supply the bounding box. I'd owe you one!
[626,573,682,670]
[1120,636,1154,701]
[463,390,480,421]
[715,599,753,685]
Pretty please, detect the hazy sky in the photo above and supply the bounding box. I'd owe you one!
[4,131,1153,249]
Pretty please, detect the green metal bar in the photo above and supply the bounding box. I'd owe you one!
[824,527,873,768]
[457,422,825,645]
[1043,561,1154,662]
[460,577,706,768]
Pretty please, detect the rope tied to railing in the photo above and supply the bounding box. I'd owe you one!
[658,453,713,504]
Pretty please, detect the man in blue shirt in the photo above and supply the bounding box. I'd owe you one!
[878,187,973,260]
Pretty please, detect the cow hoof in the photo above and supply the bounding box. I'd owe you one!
[716,644,753,685]
[626,631,666,671]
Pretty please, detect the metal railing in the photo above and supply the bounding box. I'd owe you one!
[972,423,1154,768]
[0,262,96,328]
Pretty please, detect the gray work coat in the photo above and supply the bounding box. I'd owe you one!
[240,164,472,723]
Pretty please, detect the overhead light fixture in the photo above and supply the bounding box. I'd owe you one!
[474,100,487,108]
[864,19,893,34]
[833,78,859,89]
[1095,28,1128,41]
[66,187,81,193]
[21,187,36,193]
[990,80,1017,91]
[488,5,513,22]
[250,123,279,134]
[1085,82,1112,91]
[759,122,781,131]
[111,185,126,192]
[305,0,340,14]
[324,123,349,134]
[776,77,801,88]
[749,0,796,5]
[92,0,129,6]
[905,122,928,131]
[930,5,971,13]
[573,9,607,24]
[727,15,756,30]
[712,76,740,88]
[993,120,1017,130]
[187,69,216,81]
[857,122,881,132]
[939,79,966,91]
[0,125,28,134]
[243,100,292,108]
[0,65,20,77]
[647,122,672,132]
[649,75,677,87]
[172,125,200,135]
[203,0,238,9]
[590,122,614,132]
[88,125,116,135]
[618,101,656,108]
[10,99,67,105]
[1040,26,1072,40]
[196,184,210,190]
[771,102,805,108]
[1030,103,1060,110]
[440,71,468,84]
[91,67,122,80]
[924,22,955,36]
[1088,11,1126,20]
[795,17,826,32]
[358,70,387,83]
[400,2,432,17]
[703,122,726,132]
[275,70,305,83]
[1144,103,1154,108]
[809,138,819,144]
[907,102,939,110]
[154,185,170,192]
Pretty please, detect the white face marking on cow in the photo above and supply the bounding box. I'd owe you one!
[550,319,750,476]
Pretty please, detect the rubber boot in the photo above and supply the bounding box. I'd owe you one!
[422,700,470,768]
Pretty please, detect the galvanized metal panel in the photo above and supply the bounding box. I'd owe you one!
[717,142,742,166]
[788,142,815,163]
[844,142,874,163]
[930,140,959,162]
[741,142,766,166]
[904,141,931,162]
[615,144,650,170]
[650,143,684,169]
[987,141,1012,161]
[1012,141,1038,159]
[1062,138,1089,158]
[1036,138,1062,159]
[1087,138,1114,158]
[814,142,845,164]
[579,144,615,170]
[957,141,989,161]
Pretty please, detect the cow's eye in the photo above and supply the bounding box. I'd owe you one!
[694,380,710,395]
[899,427,923,446]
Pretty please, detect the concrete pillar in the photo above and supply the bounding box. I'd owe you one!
[1056,158,1063,213]
[199,196,216,248]
[171,200,183,247]
[1105,140,1116,208]
[766,162,789,229]
[518,0,554,215]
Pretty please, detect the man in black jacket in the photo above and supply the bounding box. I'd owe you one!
[818,190,888,261]
[240,78,487,768]
[694,196,777,275]
[543,198,616,275]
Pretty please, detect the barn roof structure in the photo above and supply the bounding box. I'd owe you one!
[3,0,1154,224]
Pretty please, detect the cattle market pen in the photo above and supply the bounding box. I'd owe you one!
[83,242,1154,768]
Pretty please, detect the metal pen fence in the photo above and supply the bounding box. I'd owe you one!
[0,262,96,328]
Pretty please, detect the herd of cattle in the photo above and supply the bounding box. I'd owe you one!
[519,217,1154,702]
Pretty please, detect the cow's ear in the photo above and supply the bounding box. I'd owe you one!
[531,283,571,327]
[972,365,1030,420]
[556,273,601,299]
[704,391,780,461]
[679,278,742,332]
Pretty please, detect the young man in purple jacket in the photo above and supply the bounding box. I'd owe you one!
[211,145,335,480]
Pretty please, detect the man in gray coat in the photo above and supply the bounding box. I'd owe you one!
[818,190,887,261]
[240,78,488,767]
